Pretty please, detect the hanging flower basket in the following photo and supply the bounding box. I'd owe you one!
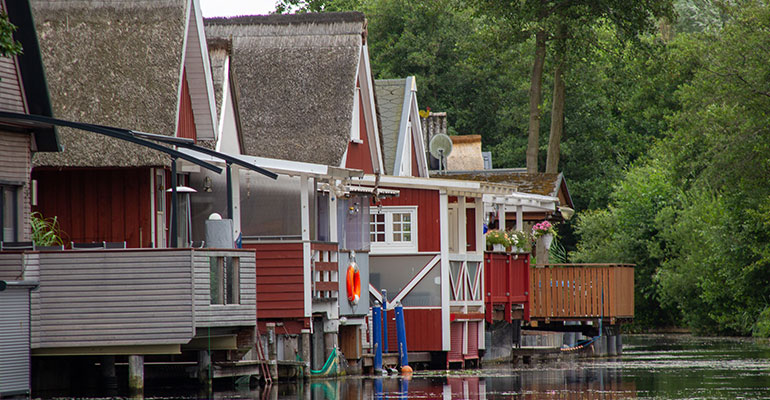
[541,233,554,249]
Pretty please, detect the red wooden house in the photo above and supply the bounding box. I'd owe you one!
[204,12,387,370]
[31,0,218,249]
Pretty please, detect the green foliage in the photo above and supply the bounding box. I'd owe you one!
[0,11,22,57]
[549,237,568,264]
[485,229,510,246]
[30,212,65,247]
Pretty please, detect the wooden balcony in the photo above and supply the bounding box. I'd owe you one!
[0,248,256,354]
[529,264,634,323]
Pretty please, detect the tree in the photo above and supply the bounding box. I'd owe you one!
[476,0,674,173]
[0,11,22,57]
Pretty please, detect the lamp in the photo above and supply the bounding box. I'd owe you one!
[559,206,575,220]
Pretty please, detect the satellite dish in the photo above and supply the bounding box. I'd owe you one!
[429,134,453,173]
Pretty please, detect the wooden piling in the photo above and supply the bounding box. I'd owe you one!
[301,329,311,378]
[128,355,144,399]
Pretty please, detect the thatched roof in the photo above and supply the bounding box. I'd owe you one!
[31,0,188,168]
[205,12,366,166]
[447,135,484,171]
[374,79,406,175]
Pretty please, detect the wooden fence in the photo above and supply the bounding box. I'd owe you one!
[529,264,634,322]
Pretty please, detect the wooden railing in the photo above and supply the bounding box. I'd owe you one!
[529,264,634,322]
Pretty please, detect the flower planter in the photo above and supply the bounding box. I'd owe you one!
[492,243,506,252]
[541,233,553,250]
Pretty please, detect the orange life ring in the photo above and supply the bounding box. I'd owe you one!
[346,261,361,305]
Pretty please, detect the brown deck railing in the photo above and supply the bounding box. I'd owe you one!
[529,264,634,322]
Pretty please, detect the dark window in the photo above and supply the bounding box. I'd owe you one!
[0,185,19,242]
[210,256,240,305]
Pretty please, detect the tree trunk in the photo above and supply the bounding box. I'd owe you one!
[526,30,547,174]
[545,45,565,174]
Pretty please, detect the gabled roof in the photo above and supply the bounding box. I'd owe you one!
[207,37,245,154]
[436,169,574,209]
[374,76,428,177]
[0,0,59,151]
[204,12,367,166]
[375,78,406,174]
[31,0,216,168]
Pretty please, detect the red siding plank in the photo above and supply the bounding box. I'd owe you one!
[177,68,197,141]
[345,87,375,173]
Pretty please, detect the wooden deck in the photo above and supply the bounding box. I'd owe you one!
[529,264,634,323]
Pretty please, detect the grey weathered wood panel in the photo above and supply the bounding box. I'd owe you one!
[0,130,32,241]
[0,57,26,114]
[31,249,196,349]
[192,249,257,328]
[0,285,33,396]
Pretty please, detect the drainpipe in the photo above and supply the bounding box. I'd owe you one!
[170,158,178,248]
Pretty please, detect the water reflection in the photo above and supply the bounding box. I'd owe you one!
[208,335,770,400]
[214,364,632,400]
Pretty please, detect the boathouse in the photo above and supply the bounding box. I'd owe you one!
[204,11,388,373]
[0,1,60,395]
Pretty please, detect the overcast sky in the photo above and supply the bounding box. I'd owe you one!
[199,0,277,17]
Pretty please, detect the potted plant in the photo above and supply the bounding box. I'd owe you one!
[532,220,556,249]
[485,229,510,252]
[508,230,531,253]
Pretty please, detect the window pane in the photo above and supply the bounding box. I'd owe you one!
[394,233,401,241]
[403,233,411,241]
[377,233,385,241]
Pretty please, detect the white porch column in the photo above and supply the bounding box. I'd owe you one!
[301,174,312,318]
[328,180,338,243]
[516,205,524,232]
[439,190,450,351]
[458,196,466,255]
[475,197,483,255]
[498,202,507,231]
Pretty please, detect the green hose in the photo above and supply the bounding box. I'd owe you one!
[310,347,338,375]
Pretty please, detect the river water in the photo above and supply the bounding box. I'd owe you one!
[199,335,770,400]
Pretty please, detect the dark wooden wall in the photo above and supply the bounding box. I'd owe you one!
[244,241,306,327]
[32,168,153,248]
[345,88,375,174]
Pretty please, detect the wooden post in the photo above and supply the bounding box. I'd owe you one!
[198,350,212,393]
[128,355,144,399]
[100,355,117,395]
[267,322,279,380]
[301,329,311,378]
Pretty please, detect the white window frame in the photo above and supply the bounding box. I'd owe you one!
[350,87,363,143]
[369,206,418,254]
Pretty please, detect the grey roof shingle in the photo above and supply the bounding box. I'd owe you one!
[374,79,406,175]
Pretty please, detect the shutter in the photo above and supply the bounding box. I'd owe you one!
[448,321,464,363]
[465,321,479,360]
[0,286,32,396]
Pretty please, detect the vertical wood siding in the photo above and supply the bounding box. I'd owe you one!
[192,249,257,327]
[345,89,374,173]
[377,188,440,252]
[484,252,530,323]
[384,307,442,352]
[177,68,197,141]
[529,265,634,320]
[244,242,306,321]
[31,249,196,348]
[32,168,152,248]
[0,57,26,113]
[411,136,421,177]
